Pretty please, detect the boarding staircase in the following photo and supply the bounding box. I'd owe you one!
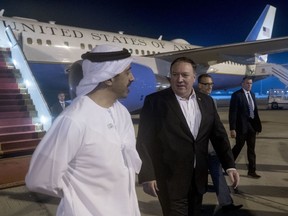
[271,64,288,87]
[255,62,288,87]
[0,47,46,188]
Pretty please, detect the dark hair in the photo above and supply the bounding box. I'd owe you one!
[170,57,197,73]
[198,73,212,83]
[242,76,254,82]
[57,91,66,96]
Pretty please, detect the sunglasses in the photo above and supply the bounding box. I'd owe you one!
[200,82,214,86]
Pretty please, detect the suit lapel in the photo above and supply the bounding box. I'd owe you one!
[164,88,193,138]
[194,93,205,139]
[251,92,257,104]
[240,89,249,105]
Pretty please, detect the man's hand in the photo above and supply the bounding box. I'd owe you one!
[227,169,240,189]
[230,130,236,138]
[142,180,158,197]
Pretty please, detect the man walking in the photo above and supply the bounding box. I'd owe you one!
[137,57,239,216]
[229,76,262,178]
[198,74,242,212]
[50,91,69,121]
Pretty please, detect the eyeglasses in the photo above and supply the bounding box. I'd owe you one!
[200,82,214,86]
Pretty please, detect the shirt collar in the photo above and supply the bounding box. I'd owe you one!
[242,88,250,94]
[175,90,196,101]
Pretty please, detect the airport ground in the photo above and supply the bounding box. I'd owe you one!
[0,100,287,216]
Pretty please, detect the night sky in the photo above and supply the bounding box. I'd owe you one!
[1,0,288,93]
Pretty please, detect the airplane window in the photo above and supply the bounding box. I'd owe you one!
[135,49,139,55]
[46,40,52,46]
[152,51,156,54]
[80,43,85,49]
[147,51,150,55]
[37,39,42,45]
[141,50,145,55]
[88,44,93,50]
[27,38,33,44]
[64,41,69,47]
[129,49,133,54]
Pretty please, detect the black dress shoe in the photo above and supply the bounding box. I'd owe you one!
[247,172,261,178]
[221,203,243,212]
[233,187,240,194]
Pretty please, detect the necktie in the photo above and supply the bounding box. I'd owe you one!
[61,102,65,109]
[247,93,254,119]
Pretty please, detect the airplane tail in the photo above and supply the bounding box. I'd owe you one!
[245,4,276,63]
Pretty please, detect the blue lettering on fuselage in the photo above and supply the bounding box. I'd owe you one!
[1,18,192,51]
[90,32,148,46]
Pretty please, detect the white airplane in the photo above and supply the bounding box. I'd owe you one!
[1,4,288,114]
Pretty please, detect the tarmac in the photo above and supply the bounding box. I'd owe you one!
[0,102,288,216]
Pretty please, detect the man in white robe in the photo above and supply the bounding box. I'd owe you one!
[25,44,142,216]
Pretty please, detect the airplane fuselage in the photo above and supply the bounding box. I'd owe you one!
[0,16,199,64]
[0,16,261,79]
[0,13,278,112]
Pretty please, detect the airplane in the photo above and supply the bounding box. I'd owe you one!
[1,4,288,119]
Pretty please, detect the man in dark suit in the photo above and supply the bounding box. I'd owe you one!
[51,91,69,121]
[137,57,239,216]
[229,76,262,178]
[198,74,243,212]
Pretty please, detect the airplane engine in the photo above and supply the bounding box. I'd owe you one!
[68,61,170,113]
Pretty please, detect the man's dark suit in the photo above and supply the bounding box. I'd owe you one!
[229,89,262,173]
[137,88,235,216]
[50,101,69,120]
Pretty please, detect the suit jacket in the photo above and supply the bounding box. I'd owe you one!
[51,101,69,119]
[229,89,262,134]
[137,88,235,197]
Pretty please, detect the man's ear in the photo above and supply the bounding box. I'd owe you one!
[104,79,113,86]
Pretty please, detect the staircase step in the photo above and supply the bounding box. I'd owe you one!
[0,62,14,67]
[0,62,15,69]
[0,124,37,133]
[0,138,41,151]
[0,104,34,112]
[0,83,19,89]
[0,77,17,83]
[3,83,25,89]
[0,75,22,82]
[0,48,11,54]
[0,111,37,119]
[0,117,33,126]
[0,55,12,60]
[0,88,20,94]
[0,131,45,142]
[0,47,10,50]
[0,93,29,100]
[0,68,21,77]
[0,146,36,158]
[0,88,27,94]
[0,56,10,61]
[0,156,31,189]
[0,73,19,78]
[0,98,33,106]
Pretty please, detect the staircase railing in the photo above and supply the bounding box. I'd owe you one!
[4,26,52,131]
[255,62,288,87]
[271,64,288,87]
